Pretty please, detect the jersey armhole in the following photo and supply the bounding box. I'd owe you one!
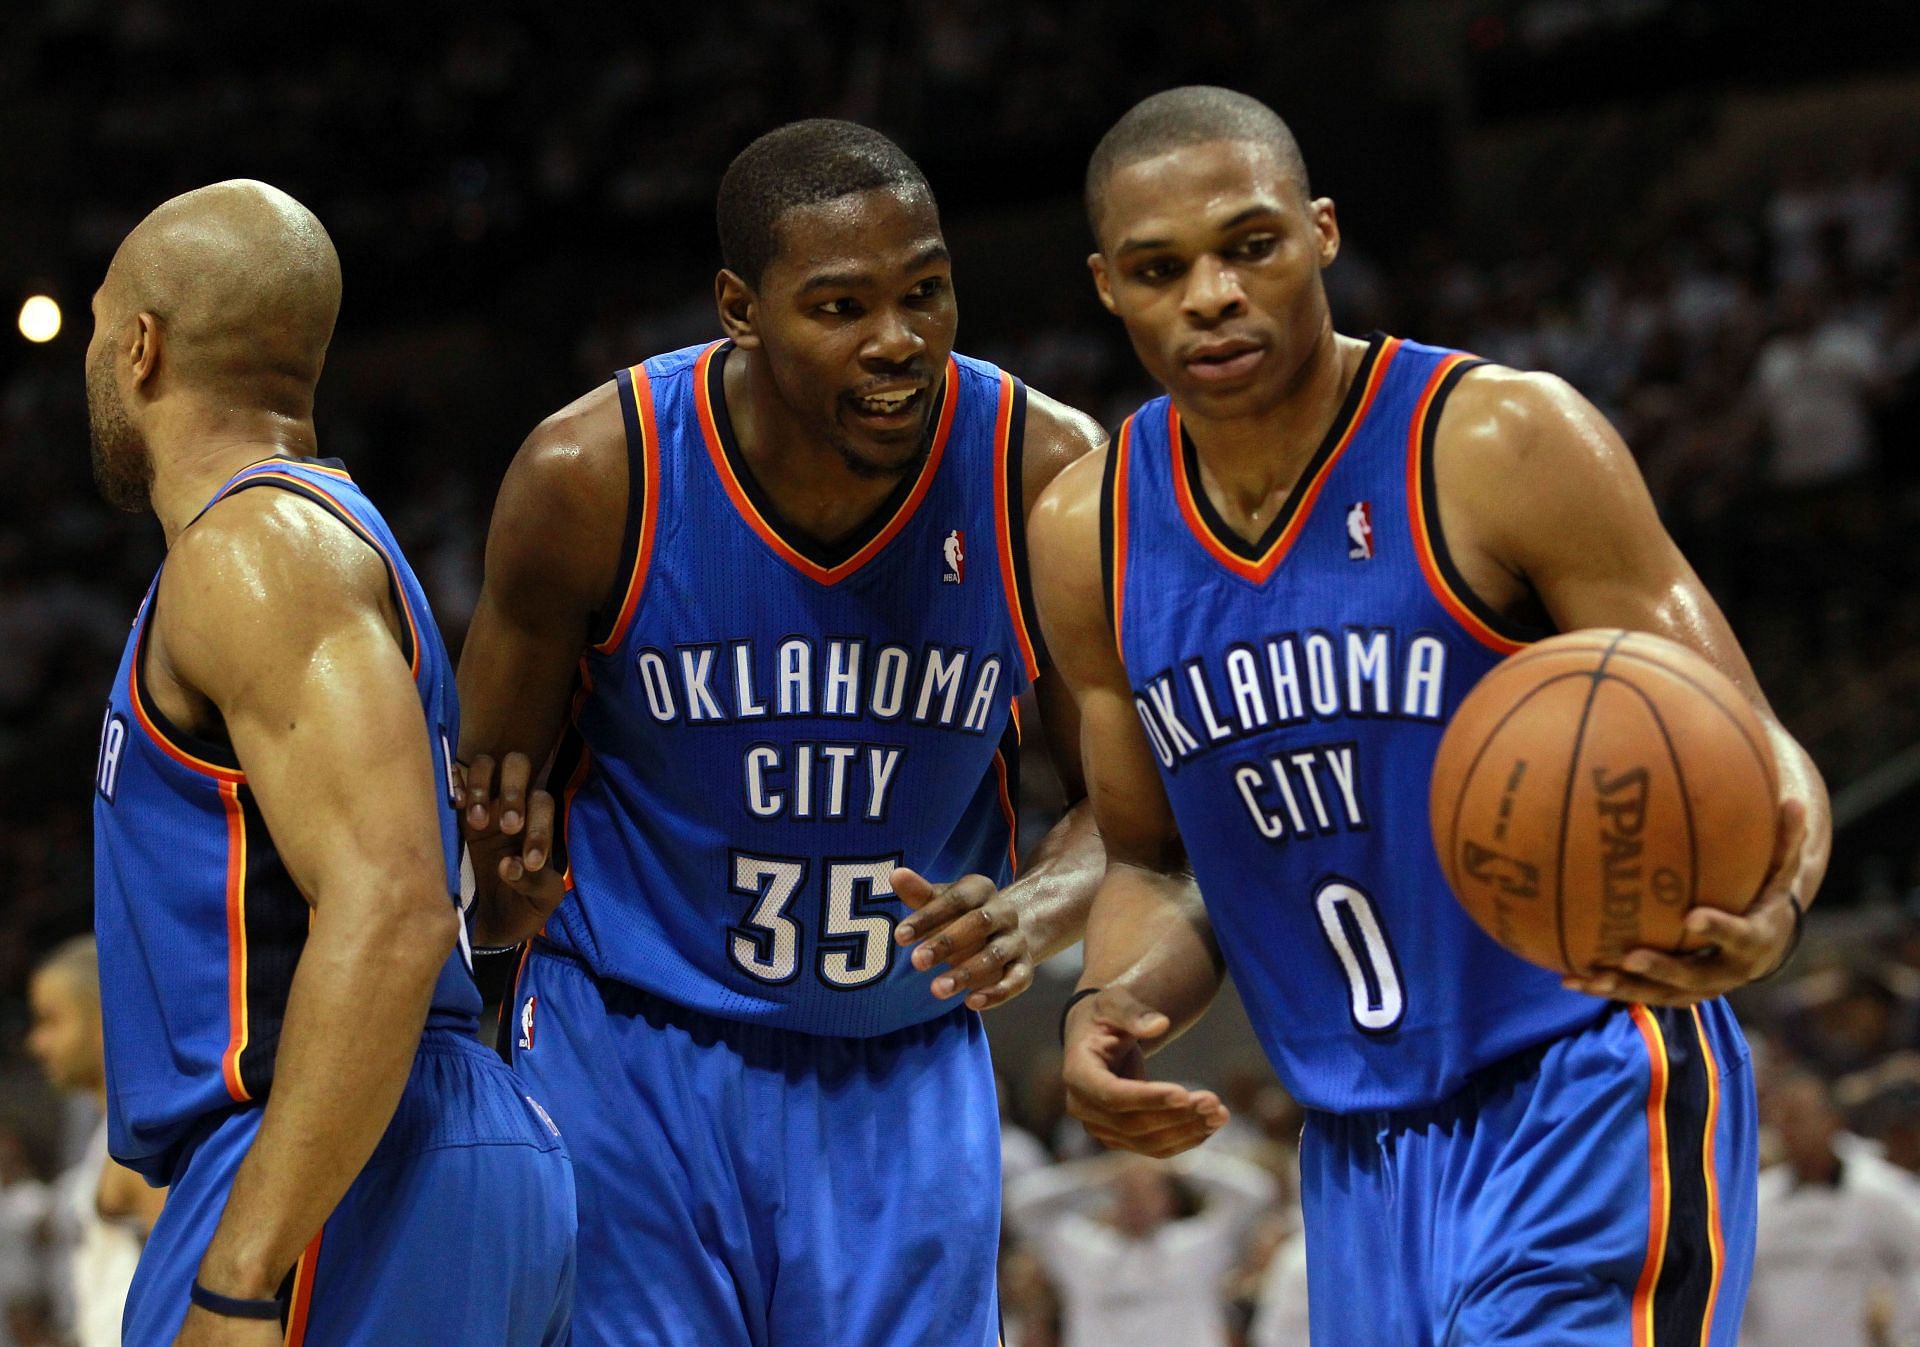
[996,375,1047,680]
[1100,417,1133,650]
[585,364,660,653]
[1409,359,1547,652]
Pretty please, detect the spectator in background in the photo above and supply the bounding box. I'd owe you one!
[1743,1071,1920,1347]
[1004,1150,1275,1347]
[25,937,160,1347]
[1751,283,1884,492]
[0,1124,54,1347]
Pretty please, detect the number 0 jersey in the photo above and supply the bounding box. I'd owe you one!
[1108,335,1602,1114]
[93,460,481,1183]
[544,341,1042,1038]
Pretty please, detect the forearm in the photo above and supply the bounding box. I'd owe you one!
[1080,860,1222,1049]
[197,897,455,1297]
[1001,798,1102,961]
[1767,721,1831,908]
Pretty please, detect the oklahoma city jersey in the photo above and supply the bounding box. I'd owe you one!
[545,341,1041,1038]
[93,459,481,1183]
[1108,335,1602,1113]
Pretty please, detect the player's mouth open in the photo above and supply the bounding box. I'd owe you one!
[1185,340,1265,382]
[848,386,925,424]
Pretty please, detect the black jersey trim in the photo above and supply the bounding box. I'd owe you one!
[1176,332,1386,564]
[1002,378,1050,674]
[704,342,948,570]
[585,367,652,649]
[1414,358,1551,646]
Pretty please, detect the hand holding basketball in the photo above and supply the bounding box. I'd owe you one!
[1431,629,1795,1005]
[457,751,564,946]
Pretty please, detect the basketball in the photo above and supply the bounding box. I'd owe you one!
[1429,629,1779,976]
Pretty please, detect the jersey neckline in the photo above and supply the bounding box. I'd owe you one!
[1171,332,1398,584]
[692,341,959,586]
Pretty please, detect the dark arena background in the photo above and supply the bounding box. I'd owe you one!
[3,2,1919,1343]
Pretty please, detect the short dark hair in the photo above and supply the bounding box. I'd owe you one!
[716,119,934,287]
[1085,87,1311,241]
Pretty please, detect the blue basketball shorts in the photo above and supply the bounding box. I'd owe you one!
[508,942,1002,1347]
[1300,999,1757,1347]
[123,1029,577,1347]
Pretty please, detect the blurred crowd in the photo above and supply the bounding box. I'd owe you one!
[1,2,1918,1343]
[993,904,1920,1347]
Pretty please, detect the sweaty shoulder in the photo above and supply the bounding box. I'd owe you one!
[484,379,631,619]
[157,488,399,698]
[1430,363,1651,616]
[1020,387,1107,522]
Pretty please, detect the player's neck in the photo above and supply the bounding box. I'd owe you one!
[149,403,322,546]
[724,347,910,547]
[1177,329,1365,530]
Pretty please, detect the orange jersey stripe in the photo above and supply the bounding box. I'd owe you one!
[594,363,663,654]
[126,630,245,782]
[694,343,960,586]
[1109,418,1134,647]
[992,748,1018,878]
[1404,355,1525,656]
[1691,1006,1726,1347]
[281,1227,324,1346]
[218,781,251,1102]
[990,372,1040,680]
[1170,338,1400,584]
[1631,1005,1674,1347]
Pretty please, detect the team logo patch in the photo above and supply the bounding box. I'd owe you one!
[517,995,537,1052]
[942,528,965,584]
[1346,501,1374,561]
[524,1095,562,1139]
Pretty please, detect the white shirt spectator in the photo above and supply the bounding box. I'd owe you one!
[1742,1147,1920,1347]
[1752,316,1880,487]
[1006,1150,1276,1347]
[52,1120,143,1347]
[1250,1232,1311,1347]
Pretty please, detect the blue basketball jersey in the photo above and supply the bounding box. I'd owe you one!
[94,459,482,1182]
[543,341,1042,1038]
[1108,335,1604,1113]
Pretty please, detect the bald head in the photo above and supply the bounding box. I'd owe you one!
[101,179,340,401]
[1086,87,1311,242]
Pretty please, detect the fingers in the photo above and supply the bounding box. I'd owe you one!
[1081,1113,1224,1159]
[463,754,496,833]
[894,872,996,948]
[1760,797,1809,899]
[911,901,1006,973]
[522,788,554,873]
[1086,986,1172,1043]
[495,752,534,836]
[961,958,1034,1012]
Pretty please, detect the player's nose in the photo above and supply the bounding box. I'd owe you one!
[862,303,927,368]
[1181,255,1248,324]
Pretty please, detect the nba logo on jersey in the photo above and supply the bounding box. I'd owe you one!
[518,995,537,1052]
[943,529,965,584]
[1346,501,1374,560]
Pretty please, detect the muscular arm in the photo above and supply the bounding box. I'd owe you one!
[895,392,1111,1005]
[159,493,461,1303]
[1439,369,1832,994]
[455,387,627,945]
[1028,449,1228,1157]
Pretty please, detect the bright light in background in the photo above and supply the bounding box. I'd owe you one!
[18,295,61,343]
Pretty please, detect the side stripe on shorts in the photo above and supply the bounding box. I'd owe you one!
[1630,1004,1725,1346]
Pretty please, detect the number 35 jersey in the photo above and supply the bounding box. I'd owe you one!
[545,341,1041,1038]
[1108,336,1600,1114]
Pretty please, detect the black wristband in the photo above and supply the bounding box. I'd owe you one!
[191,1280,286,1321]
[1757,893,1805,981]
[1058,986,1104,1046]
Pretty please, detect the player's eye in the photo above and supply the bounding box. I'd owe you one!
[906,276,947,302]
[816,298,862,318]
[1232,235,1279,261]
[1133,259,1182,284]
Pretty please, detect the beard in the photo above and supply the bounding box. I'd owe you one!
[85,350,152,513]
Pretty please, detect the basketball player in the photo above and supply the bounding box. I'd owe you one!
[1032,89,1833,1345]
[454,121,1106,1346]
[86,181,574,1346]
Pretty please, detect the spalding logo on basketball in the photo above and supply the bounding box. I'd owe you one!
[1429,629,1778,976]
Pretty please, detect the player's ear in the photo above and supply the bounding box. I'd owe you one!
[128,311,162,391]
[715,269,760,350]
[1312,198,1340,269]
[1088,253,1119,316]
